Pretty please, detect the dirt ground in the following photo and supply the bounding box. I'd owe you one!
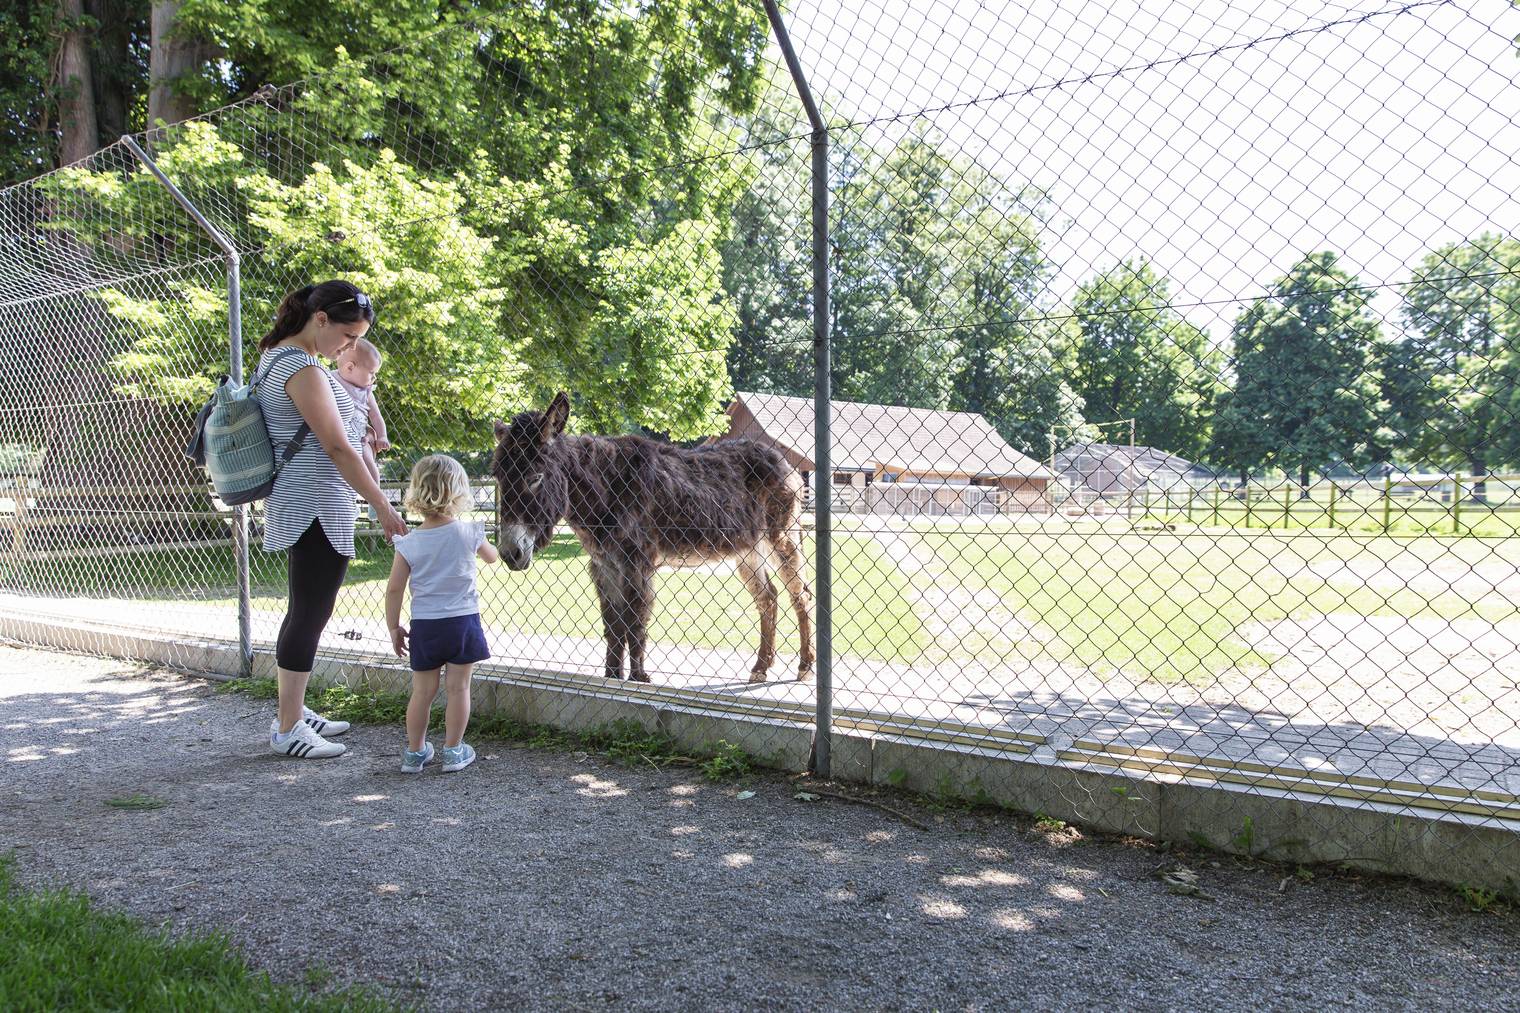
[1,644,1516,1011]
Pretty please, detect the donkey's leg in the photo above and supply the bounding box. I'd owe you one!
[772,532,815,680]
[589,557,626,680]
[624,564,656,684]
[737,548,779,682]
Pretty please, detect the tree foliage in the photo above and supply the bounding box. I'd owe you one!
[1389,233,1520,483]
[29,1,770,446]
[1210,251,1387,486]
[1069,261,1221,461]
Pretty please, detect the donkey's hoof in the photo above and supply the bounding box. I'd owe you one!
[796,666,814,682]
[748,670,770,684]
[630,672,651,684]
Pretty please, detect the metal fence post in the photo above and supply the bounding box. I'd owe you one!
[762,0,832,777]
[121,134,252,677]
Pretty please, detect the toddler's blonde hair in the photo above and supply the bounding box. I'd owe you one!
[403,454,473,519]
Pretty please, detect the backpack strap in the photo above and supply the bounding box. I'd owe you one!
[277,420,312,470]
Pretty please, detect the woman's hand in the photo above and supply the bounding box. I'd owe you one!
[389,625,409,658]
[378,503,408,542]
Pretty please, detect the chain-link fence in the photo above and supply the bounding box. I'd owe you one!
[2,0,1518,890]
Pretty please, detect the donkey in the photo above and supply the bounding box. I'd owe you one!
[490,392,814,684]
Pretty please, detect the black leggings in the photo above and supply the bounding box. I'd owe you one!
[275,521,350,672]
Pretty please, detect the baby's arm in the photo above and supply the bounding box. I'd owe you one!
[361,441,382,487]
[385,551,411,657]
[368,393,390,451]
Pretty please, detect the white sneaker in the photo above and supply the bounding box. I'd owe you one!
[302,705,350,737]
[269,719,346,759]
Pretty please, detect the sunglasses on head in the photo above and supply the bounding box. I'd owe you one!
[325,292,372,312]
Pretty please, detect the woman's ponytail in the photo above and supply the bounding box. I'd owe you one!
[259,286,316,350]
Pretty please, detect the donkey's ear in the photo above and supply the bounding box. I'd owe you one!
[542,391,570,441]
[493,419,509,439]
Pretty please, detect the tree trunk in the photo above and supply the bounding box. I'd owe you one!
[148,1,207,128]
[57,0,98,164]
[1299,461,1311,499]
[86,0,133,141]
[1470,457,1488,504]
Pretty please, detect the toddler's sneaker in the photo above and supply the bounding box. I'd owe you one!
[302,705,349,737]
[439,742,476,773]
[401,741,435,774]
[269,719,345,759]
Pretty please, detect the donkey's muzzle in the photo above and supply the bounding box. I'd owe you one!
[501,525,535,570]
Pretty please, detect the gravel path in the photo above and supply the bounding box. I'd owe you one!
[1,644,1515,1011]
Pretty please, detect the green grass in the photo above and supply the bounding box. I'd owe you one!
[0,855,398,1011]
[105,794,167,811]
[919,524,1520,684]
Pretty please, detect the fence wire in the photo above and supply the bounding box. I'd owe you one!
[1,0,1518,887]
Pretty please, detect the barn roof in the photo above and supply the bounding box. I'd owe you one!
[731,392,1052,480]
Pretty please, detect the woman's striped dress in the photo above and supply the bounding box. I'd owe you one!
[255,347,363,557]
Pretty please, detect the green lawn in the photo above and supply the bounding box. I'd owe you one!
[915,524,1520,684]
[0,857,395,1011]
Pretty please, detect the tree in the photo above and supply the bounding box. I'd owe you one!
[56,0,98,164]
[0,2,59,181]
[827,127,950,410]
[32,2,771,445]
[1390,234,1520,499]
[2,1,154,179]
[147,1,213,128]
[943,172,1083,457]
[1069,261,1220,461]
[1209,251,1387,494]
[721,75,814,398]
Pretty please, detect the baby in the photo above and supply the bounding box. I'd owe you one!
[334,337,390,487]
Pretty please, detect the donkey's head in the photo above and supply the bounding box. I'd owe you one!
[490,391,571,570]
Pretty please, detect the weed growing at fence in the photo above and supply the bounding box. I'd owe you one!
[1455,883,1508,914]
[698,741,753,782]
[0,855,399,1010]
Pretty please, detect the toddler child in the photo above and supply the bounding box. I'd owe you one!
[334,338,390,489]
[386,454,499,773]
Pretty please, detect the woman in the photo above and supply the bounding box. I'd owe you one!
[257,280,408,759]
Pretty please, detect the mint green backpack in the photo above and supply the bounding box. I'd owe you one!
[184,348,312,505]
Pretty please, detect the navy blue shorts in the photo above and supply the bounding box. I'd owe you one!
[409,613,489,672]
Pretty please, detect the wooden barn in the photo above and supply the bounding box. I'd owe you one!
[711,392,1052,516]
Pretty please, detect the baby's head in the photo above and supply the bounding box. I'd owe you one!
[336,338,381,389]
[403,454,473,520]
